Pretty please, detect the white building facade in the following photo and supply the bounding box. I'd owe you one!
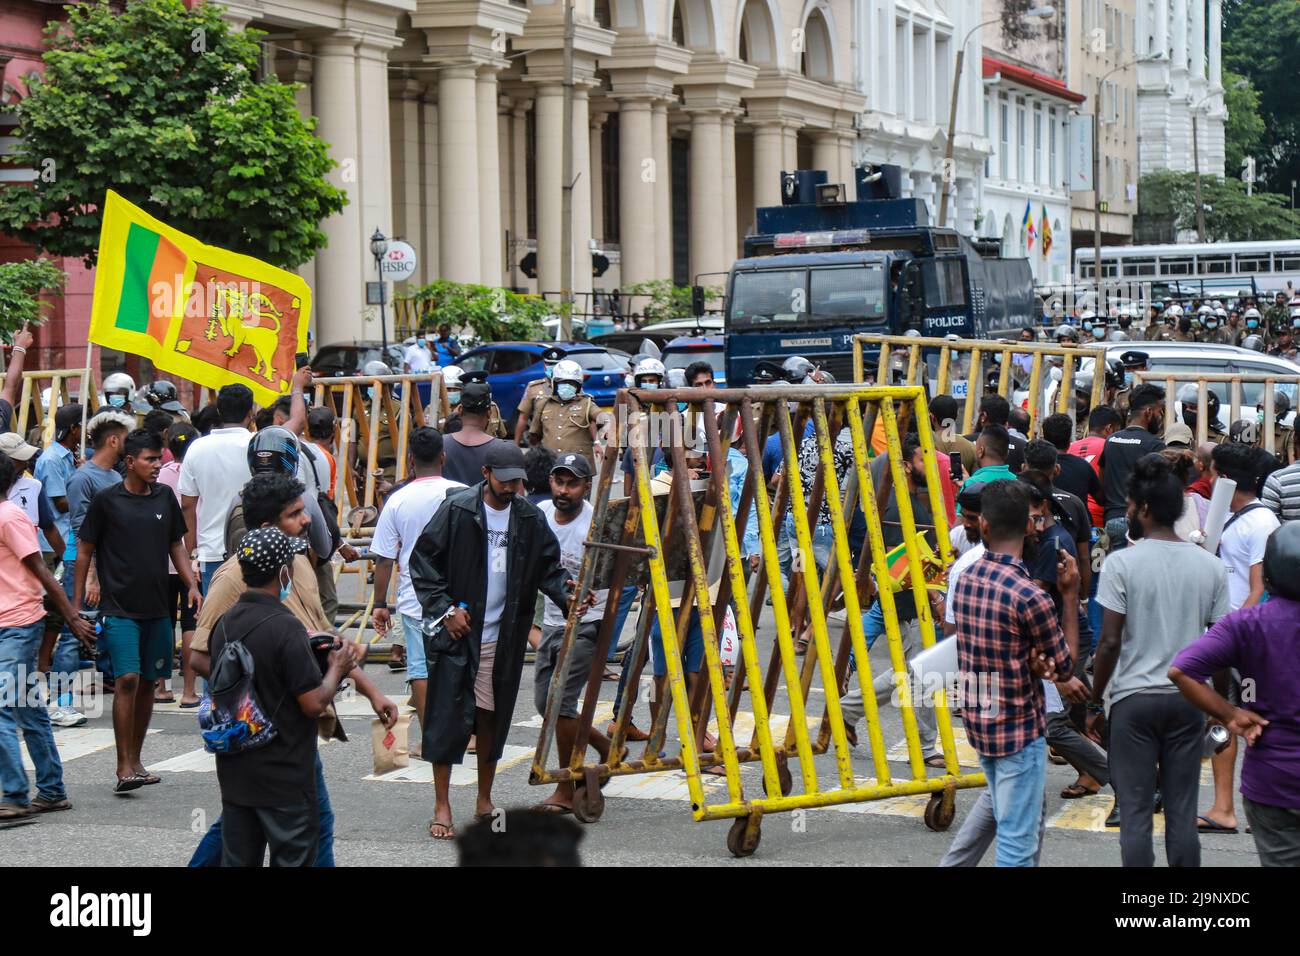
[1135,0,1225,178]
[850,0,989,235]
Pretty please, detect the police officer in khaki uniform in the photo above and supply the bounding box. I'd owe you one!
[528,358,599,463]
[1201,307,1234,345]
[1178,383,1227,445]
[514,346,564,445]
[1143,303,1178,341]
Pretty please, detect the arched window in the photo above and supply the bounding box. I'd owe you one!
[737,1,777,65]
[800,8,834,81]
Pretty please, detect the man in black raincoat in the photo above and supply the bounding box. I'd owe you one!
[409,442,577,840]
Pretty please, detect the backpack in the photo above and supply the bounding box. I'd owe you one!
[304,446,342,559]
[198,612,282,755]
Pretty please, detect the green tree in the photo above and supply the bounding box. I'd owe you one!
[1222,69,1264,179]
[398,281,555,342]
[1138,170,1300,241]
[620,280,722,326]
[1223,0,1300,195]
[0,259,65,339]
[0,0,346,268]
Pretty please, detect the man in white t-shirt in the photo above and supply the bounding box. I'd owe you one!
[371,428,464,727]
[404,337,434,374]
[1202,442,1282,834]
[532,452,612,813]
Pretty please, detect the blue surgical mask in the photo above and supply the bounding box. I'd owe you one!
[279,567,293,602]
[447,390,461,406]
[1205,320,1218,329]
[1124,372,1135,388]
[108,394,127,407]
[545,365,555,380]
[677,401,688,413]
[639,380,659,390]
[556,382,578,402]
[1248,319,1259,329]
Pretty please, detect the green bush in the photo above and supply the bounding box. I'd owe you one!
[0,259,65,339]
[620,279,722,326]
[398,280,556,342]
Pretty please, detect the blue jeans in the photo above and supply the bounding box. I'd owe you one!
[608,585,638,663]
[1086,563,1102,656]
[199,561,223,597]
[0,621,66,806]
[978,736,1048,867]
[188,751,335,867]
[399,614,427,681]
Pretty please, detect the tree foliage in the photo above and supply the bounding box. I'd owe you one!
[1223,0,1300,194]
[0,259,65,339]
[0,0,346,269]
[398,280,555,342]
[1137,170,1300,241]
[1222,69,1265,178]
[620,280,722,326]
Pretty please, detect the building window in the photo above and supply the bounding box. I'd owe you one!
[526,108,536,238]
[1048,108,1058,187]
[1034,108,1043,184]
[602,112,620,244]
[999,99,1009,179]
[1017,101,1026,183]
[984,99,991,177]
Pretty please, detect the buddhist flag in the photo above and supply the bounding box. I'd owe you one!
[89,190,311,405]
[1041,205,1053,258]
[1023,200,1036,251]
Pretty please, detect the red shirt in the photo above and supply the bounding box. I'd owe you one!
[1069,435,1106,527]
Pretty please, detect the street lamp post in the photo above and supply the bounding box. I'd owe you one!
[370,227,389,356]
[1092,53,1165,298]
[938,5,1055,228]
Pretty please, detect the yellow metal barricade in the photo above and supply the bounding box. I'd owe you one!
[851,333,1106,438]
[529,383,983,857]
[309,371,447,643]
[0,368,100,447]
[1133,370,1299,460]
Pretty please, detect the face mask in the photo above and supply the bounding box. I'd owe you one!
[1092,327,1105,338]
[1292,319,1300,329]
[1257,408,1266,425]
[1124,372,1135,389]
[1118,317,1132,329]
[545,366,555,380]
[1247,319,1259,329]
[639,381,659,390]
[1082,322,1093,332]
[677,401,688,413]
[1205,320,1218,330]
[108,394,127,408]
[447,390,461,406]
[279,566,293,602]
[556,383,578,402]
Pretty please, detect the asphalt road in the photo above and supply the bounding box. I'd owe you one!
[3,589,1262,868]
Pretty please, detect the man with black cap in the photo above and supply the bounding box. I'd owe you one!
[209,527,359,867]
[457,369,507,438]
[441,381,514,486]
[514,346,564,445]
[409,441,581,840]
[34,404,85,726]
[532,451,612,814]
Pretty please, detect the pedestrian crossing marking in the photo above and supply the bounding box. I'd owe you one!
[148,748,215,774]
[1045,793,1161,833]
[364,744,535,785]
[21,728,159,772]
[886,727,981,769]
[602,767,747,802]
[514,703,616,729]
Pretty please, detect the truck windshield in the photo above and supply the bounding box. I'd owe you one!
[730,264,887,329]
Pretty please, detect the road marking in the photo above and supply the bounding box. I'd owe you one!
[364,744,535,785]
[148,748,215,774]
[886,726,981,769]
[22,728,158,772]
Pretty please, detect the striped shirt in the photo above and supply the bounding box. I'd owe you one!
[952,550,1072,758]
[1262,462,1300,522]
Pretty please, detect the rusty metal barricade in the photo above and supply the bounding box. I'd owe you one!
[529,382,983,857]
[851,333,1106,438]
[0,369,100,447]
[1133,370,1299,459]
[308,371,448,642]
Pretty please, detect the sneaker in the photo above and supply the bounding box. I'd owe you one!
[49,707,88,728]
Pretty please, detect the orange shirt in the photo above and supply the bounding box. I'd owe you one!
[0,500,44,628]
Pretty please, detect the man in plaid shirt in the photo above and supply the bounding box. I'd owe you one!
[952,479,1079,866]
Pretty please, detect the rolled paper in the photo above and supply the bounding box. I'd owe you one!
[1200,477,1237,555]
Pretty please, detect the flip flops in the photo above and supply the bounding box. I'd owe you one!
[113,775,144,794]
[1197,814,1239,834]
[1060,783,1100,799]
[428,818,455,840]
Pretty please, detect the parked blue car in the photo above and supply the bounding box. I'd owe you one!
[454,341,625,428]
[661,335,727,387]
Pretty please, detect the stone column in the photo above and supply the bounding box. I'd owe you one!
[357,40,395,264]
[391,80,424,278]
[1209,0,1222,88]
[421,98,439,286]
[617,97,656,287]
[590,111,606,245]
[533,82,564,296]
[721,112,737,263]
[782,125,800,172]
[571,86,594,301]
[752,122,784,206]
[512,102,531,279]
[813,132,839,180]
[688,109,725,280]
[652,101,673,281]
[1172,0,1188,72]
[313,37,364,343]
[477,66,504,287]
[1191,0,1206,80]
[438,65,481,284]
[499,102,511,268]
[838,132,857,190]
[1155,0,1169,57]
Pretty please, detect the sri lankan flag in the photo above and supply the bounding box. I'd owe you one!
[89,190,311,405]
[1041,205,1053,258]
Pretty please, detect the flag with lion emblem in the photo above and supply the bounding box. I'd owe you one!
[88,190,311,405]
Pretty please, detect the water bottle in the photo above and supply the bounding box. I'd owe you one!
[1203,723,1231,757]
[422,601,468,637]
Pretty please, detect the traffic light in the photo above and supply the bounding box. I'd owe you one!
[519,252,537,279]
[592,252,610,278]
[691,284,706,317]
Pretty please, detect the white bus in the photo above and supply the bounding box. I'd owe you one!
[1075,240,1300,297]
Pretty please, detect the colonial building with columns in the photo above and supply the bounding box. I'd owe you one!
[212,0,869,345]
[1135,0,1225,178]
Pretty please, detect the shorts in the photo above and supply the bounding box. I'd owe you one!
[533,621,600,718]
[41,553,66,632]
[400,613,428,681]
[649,610,705,679]
[101,616,174,680]
[474,640,497,710]
[171,575,198,633]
